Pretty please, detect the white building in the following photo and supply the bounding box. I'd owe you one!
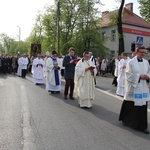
[100,3,150,57]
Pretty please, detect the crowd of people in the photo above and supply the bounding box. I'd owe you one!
[0,54,35,75]
[0,48,97,108]
[0,46,150,135]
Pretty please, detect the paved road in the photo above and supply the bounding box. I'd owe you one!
[0,73,150,150]
[95,74,117,95]
[95,74,150,108]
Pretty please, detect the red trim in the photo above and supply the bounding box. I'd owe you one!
[123,27,150,36]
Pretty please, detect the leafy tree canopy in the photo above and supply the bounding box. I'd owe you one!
[138,0,150,23]
[28,0,109,57]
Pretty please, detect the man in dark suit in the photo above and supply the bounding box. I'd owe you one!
[63,47,77,100]
[1,55,8,74]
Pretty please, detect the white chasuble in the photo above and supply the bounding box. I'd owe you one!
[22,57,28,69]
[74,59,97,108]
[17,57,23,76]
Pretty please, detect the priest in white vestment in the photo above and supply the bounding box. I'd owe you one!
[21,54,29,78]
[46,50,62,93]
[32,54,45,84]
[17,55,23,77]
[119,46,150,134]
[74,51,97,108]
[112,58,120,86]
[43,52,50,77]
[116,53,130,96]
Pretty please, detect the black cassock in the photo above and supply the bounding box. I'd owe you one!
[1,58,8,74]
[119,100,147,131]
[119,58,148,132]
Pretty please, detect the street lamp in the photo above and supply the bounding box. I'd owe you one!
[17,26,21,53]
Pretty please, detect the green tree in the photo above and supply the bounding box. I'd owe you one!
[42,5,58,52]
[138,0,150,23]
[29,12,44,44]
[55,0,83,54]
[29,0,108,57]
[0,33,18,55]
[29,11,47,55]
[0,33,11,54]
[0,33,30,55]
[57,0,108,56]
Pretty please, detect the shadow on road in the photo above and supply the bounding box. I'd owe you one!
[49,91,150,139]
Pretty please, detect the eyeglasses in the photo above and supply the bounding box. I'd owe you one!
[138,51,145,54]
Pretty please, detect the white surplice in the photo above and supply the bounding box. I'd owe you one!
[17,57,23,76]
[116,57,130,96]
[74,59,97,108]
[101,60,107,71]
[114,59,119,77]
[22,57,28,70]
[46,57,61,92]
[124,56,150,106]
[32,58,45,84]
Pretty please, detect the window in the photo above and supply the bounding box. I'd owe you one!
[111,30,116,41]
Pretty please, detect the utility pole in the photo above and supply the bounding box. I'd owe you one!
[86,0,90,51]
[117,0,125,56]
[17,26,21,53]
[57,1,61,55]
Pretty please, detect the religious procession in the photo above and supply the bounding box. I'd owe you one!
[0,46,150,135]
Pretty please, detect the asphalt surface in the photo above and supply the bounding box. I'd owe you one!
[0,73,150,150]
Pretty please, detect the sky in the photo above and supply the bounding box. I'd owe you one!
[0,0,140,41]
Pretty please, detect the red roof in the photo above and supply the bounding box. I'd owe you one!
[100,7,150,29]
[123,8,150,28]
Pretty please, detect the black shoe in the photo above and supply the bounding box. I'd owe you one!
[70,97,75,100]
[64,96,67,100]
[142,130,149,134]
[122,122,127,127]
